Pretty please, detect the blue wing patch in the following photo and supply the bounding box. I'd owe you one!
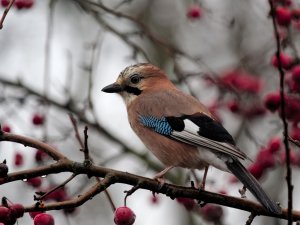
[139,116,173,135]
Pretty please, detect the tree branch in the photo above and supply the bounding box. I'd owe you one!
[0,132,299,221]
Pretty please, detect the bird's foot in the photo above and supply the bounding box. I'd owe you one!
[152,166,174,189]
[153,176,166,189]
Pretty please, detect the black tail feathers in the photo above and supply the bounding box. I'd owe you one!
[226,159,281,214]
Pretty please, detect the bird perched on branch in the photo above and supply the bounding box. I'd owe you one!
[102,63,281,214]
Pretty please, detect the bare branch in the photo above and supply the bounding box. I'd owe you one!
[0,0,15,29]
[268,1,293,224]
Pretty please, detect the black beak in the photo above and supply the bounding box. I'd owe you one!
[101,83,123,93]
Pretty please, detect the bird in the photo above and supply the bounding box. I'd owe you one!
[101,63,281,214]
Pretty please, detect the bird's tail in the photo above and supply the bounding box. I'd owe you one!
[226,159,281,214]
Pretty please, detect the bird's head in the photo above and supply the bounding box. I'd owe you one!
[102,63,173,105]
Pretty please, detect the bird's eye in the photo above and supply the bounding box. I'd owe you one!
[130,74,141,84]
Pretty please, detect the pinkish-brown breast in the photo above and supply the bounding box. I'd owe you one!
[126,88,210,169]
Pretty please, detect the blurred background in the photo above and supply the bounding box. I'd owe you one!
[0,0,300,224]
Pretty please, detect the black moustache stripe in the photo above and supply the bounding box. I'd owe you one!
[124,86,142,95]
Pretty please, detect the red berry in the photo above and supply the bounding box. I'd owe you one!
[0,163,8,177]
[1,0,9,7]
[114,207,136,225]
[227,100,240,113]
[187,5,202,19]
[268,137,281,153]
[34,213,54,225]
[280,150,297,165]
[284,95,300,122]
[10,204,24,218]
[0,206,10,223]
[32,113,45,126]
[14,152,24,167]
[35,150,47,163]
[2,124,11,133]
[29,211,44,219]
[291,126,300,140]
[271,53,293,70]
[200,204,223,222]
[176,198,195,211]
[27,177,42,188]
[292,65,300,83]
[248,164,264,179]
[256,149,276,168]
[43,188,67,201]
[15,0,33,9]
[23,0,33,8]
[264,91,281,112]
[220,71,262,94]
[276,7,292,26]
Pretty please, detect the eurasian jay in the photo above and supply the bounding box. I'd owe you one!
[102,63,281,214]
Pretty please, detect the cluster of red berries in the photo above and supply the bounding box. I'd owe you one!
[11,149,49,188]
[274,0,300,29]
[0,0,34,9]
[204,70,267,120]
[220,70,262,94]
[231,137,299,182]
[114,207,136,225]
[1,114,44,134]
[265,54,300,142]
[247,138,282,180]
[0,199,47,225]
[0,203,24,225]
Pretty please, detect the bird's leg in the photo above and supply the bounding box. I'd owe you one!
[191,167,209,189]
[153,166,174,186]
[200,166,209,190]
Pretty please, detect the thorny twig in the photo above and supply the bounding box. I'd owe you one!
[68,113,84,148]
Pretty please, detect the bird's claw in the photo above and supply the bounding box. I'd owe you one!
[154,176,166,189]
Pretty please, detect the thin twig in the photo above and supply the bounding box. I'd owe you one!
[0,132,65,160]
[82,126,90,162]
[268,1,293,224]
[245,212,256,225]
[0,0,15,29]
[68,114,116,211]
[68,113,84,148]
[42,0,57,142]
[288,136,300,148]
[35,173,77,201]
